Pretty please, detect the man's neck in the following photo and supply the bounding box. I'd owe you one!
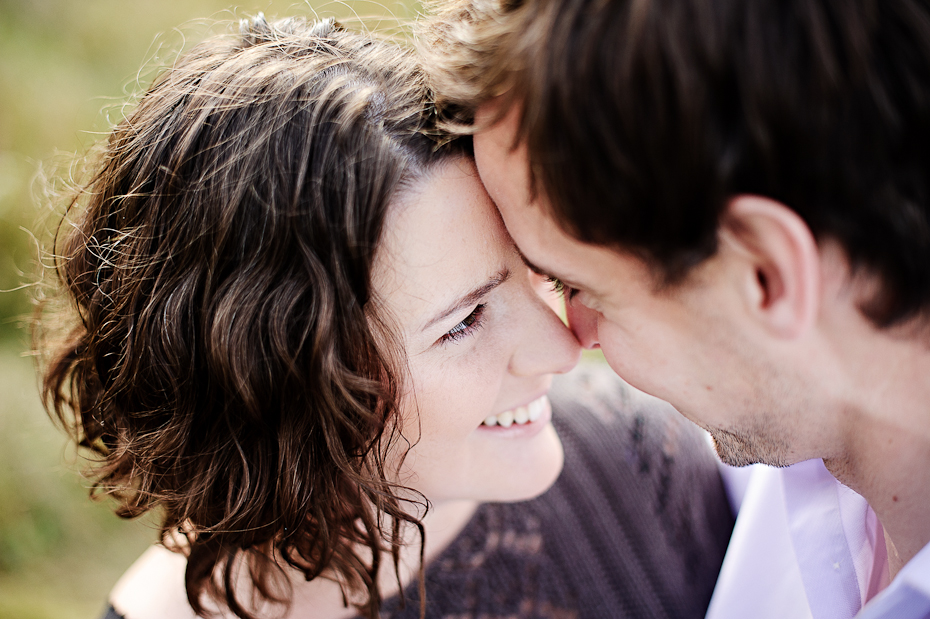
[826,421,930,577]
[822,328,930,579]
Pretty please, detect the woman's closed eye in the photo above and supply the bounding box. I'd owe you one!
[439,304,486,345]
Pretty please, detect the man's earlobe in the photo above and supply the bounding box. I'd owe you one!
[721,195,821,339]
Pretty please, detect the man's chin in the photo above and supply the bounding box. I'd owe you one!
[709,427,793,468]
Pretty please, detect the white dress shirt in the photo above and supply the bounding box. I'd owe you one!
[706,458,930,619]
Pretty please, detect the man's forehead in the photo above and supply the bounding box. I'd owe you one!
[474,99,612,289]
[475,107,531,182]
[506,213,595,286]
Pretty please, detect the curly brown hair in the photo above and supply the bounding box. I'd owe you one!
[40,15,464,619]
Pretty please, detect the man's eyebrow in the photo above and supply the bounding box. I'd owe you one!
[515,247,583,294]
[515,247,546,275]
[423,268,511,332]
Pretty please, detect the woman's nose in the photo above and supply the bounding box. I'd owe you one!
[565,294,600,349]
[509,291,582,377]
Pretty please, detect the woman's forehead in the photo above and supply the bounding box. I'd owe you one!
[371,158,512,332]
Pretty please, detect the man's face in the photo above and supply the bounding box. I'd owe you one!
[473,104,817,467]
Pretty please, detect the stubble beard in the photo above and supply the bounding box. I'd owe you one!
[707,424,794,468]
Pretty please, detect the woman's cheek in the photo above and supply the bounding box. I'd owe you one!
[411,337,508,438]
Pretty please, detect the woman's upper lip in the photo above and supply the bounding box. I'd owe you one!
[497,391,549,415]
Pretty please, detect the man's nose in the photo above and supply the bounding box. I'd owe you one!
[564,294,600,349]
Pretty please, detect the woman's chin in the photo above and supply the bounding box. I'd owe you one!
[478,423,565,503]
[400,421,566,505]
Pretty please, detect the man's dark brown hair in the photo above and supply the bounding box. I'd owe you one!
[424,0,930,326]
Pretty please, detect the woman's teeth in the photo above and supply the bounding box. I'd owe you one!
[482,396,547,428]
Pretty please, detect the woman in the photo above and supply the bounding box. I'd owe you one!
[41,15,733,619]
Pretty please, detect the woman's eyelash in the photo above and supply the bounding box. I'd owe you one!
[440,304,486,345]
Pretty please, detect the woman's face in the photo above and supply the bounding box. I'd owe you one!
[372,158,581,504]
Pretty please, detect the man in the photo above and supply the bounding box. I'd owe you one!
[424,0,930,617]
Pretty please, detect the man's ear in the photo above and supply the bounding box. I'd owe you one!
[720,195,821,339]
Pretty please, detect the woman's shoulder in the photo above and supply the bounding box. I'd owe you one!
[107,546,199,619]
[108,544,360,619]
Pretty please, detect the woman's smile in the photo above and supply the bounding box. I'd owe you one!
[480,394,551,431]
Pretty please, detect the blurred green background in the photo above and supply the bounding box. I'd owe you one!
[0,2,417,617]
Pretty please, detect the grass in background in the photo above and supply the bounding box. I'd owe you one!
[0,348,156,619]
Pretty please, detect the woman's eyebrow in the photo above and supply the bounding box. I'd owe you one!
[422,268,511,332]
